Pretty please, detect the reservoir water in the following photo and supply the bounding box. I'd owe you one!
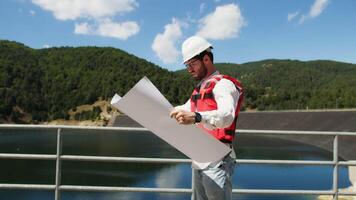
[0,128,352,200]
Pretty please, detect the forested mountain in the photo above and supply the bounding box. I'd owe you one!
[1,40,356,123]
[215,60,356,111]
[0,40,192,122]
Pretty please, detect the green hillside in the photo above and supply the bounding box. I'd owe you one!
[1,40,356,123]
[0,40,192,122]
[215,60,356,110]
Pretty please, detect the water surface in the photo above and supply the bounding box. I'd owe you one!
[0,128,351,199]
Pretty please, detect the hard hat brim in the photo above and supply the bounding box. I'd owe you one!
[182,46,213,64]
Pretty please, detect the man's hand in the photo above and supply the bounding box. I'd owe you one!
[170,109,196,125]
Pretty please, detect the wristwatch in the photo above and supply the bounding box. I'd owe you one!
[194,112,202,123]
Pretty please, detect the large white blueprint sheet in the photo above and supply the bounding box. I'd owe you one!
[110,76,231,163]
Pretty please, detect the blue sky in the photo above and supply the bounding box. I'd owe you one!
[0,0,355,71]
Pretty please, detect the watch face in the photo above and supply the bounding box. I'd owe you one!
[195,112,202,123]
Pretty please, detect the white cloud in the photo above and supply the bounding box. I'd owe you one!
[29,10,36,16]
[196,3,246,40]
[97,19,139,40]
[287,11,299,21]
[199,3,206,13]
[74,22,93,35]
[155,165,183,188]
[151,18,185,64]
[310,0,329,17]
[75,19,139,40]
[31,0,138,20]
[31,0,140,40]
[43,44,51,48]
[299,15,307,24]
[299,0,329,24]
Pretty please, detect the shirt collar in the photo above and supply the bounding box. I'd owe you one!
[196,70,220,88]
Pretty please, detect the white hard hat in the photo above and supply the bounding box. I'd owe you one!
[181,36,213,63]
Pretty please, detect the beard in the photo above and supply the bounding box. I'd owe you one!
[195,63,208,81]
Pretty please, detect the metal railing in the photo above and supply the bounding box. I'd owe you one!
[1,124,356,200]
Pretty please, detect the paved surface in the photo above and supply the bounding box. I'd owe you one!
[236,111,356,160]
[111,111,356,160]
[237,111,356,132]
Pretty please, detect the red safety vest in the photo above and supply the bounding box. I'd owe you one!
[190,74,243,143]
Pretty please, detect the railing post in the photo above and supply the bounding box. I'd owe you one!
[333,134,339,200]
[191,167,195,196]
[55,128,62,200]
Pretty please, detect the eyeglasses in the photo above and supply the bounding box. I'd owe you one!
[185,59,200,69]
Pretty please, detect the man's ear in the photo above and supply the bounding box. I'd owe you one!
[203,54,210,63]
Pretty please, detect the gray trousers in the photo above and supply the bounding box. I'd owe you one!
[192,156,235,200]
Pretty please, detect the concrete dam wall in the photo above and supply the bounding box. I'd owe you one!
[112,110,356,160]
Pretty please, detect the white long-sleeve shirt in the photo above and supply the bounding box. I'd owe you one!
[175,72,240,130]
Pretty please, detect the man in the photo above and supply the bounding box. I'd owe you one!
[170,35,243,200]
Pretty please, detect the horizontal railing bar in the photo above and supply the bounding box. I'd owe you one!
[61,155,191,164]
[1,183,353,196]
[60,185,192,193]
[339,161,356,166]
[0,124,147,132]
[0,153,57,160]
[59,185,337,195]
[62,155,336,166]
[0,184,55,190]
[1,124,356,136]
[338,191,356,195]
[0,154,345,166]
[233,189,334,195]
[1,183,354,196]
[236,159,335,165]
[59,185,336,195]
[237,129,356,136]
